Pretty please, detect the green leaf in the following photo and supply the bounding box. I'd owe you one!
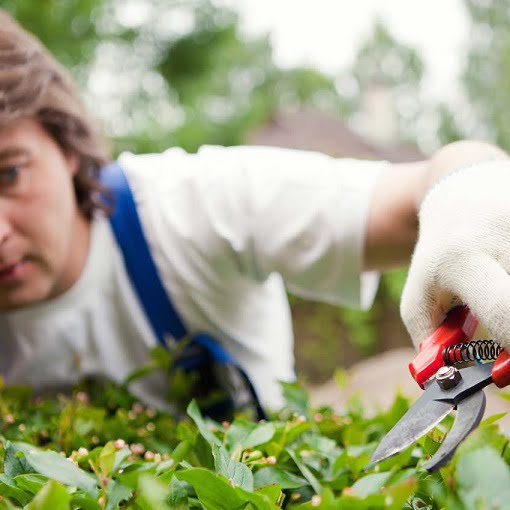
[213,444,254,491]
[382,392,410,430]
[343,422,368,446]
[194,433,215,470]
[150,345,174,370]
[455,423,507,457]
[416,433,442,468]
[331,449,349,477]
[349,472,392,498]
[336,492,387,509]
[4,441,32,477]
[156,441,193,476]
[306,434,338,456]
[13,474,47,494]
[282,421,313,445]
[72,407,105,436]
[0,474,32,506]
[382,475,417,510]
[176,421,197,442]
[233,485,278,510]
[98,442,117,477]
[186,400,222,447]
[226,420,276,451]
[244,423,276,449]
[286,448,322,494]
[170,440,194,465]
[0,501,23,510]
[167,476,188,509]
[480,412,507,426]
[294,487,337,509]
[456,447,510,510]
[12,442,99,498]
[375,444,414,473]
[254,484,282,505]
[135,475,172,510]
[176,468,245,510]
[26,480,71,510]
[106,480,132,510]
[225,420,253,451]
[345,445,372,474]
[280,381,310,418]
[253,467,306,489]
[112,446,132,474]
[123,364,160,385]
[70,491,102,510]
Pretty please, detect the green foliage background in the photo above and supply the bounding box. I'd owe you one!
[2,0,508,381]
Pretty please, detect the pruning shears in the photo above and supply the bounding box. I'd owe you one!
[369,305,510,472]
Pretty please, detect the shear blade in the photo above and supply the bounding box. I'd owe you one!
[422,389,486,472]
[369,363,494,469]
[369,393,453,467]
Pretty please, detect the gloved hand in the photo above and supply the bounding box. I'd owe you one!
[401,160,510,351]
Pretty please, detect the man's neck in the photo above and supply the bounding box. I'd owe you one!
[51,212,92,299]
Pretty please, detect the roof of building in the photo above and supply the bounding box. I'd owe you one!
[246,109,424,163]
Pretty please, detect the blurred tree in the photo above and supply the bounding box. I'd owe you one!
[433,0,510,148]
[118,0,351,152]
[461,0,510,149]
[4,0,350,154]
[1,0,104,75]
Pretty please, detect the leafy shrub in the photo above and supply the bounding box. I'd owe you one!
[0,373,508,509]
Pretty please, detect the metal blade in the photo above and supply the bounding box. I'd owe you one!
[369,393,454,467]
[369,363,494,469]
[422,390,486,472]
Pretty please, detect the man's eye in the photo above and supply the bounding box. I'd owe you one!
[0,165,20,185]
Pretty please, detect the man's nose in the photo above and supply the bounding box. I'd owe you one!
[0,213,13,246]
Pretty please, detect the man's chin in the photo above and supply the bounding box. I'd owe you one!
[0,284,53,311]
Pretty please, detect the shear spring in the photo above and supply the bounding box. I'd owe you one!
[443,340,502,365]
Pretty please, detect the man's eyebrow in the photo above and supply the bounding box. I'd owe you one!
[0,147,31,162]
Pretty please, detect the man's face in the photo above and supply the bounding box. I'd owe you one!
[0,118,90,310]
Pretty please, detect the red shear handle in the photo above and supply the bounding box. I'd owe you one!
[492,350,510,388]
[409,306,479,389]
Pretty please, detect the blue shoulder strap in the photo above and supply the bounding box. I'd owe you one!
[100,161,187,344]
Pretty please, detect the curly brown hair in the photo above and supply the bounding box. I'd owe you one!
[0,10,111,219]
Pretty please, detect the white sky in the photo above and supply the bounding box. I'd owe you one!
[217,0,470,102]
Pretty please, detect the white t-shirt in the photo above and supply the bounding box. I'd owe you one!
[0,145,385,410]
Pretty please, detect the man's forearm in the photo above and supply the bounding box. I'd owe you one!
[364,140,508,272]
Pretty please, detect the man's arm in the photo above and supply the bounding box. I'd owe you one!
[363,140,509,271]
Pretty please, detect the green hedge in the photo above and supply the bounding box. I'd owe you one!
[0,370,508,509]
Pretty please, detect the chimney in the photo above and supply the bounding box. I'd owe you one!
[357,79,397,146]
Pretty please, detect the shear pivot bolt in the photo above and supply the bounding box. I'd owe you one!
[435,366,461,390]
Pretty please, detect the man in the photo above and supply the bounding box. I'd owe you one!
[0,11,509,412]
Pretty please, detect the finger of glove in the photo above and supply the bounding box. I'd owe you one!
[400,252,459,349]
[442,254,510,351]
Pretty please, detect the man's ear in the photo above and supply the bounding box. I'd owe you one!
[65,151,80,176]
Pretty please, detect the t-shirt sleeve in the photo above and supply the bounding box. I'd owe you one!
[120,145,386,311]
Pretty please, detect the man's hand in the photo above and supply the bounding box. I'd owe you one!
[364,139,510,348]
[401,159,510,351]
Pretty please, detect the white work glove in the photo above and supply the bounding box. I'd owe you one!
[401,160,510,352]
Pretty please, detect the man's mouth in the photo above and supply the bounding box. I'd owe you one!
[0,260,27,283]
